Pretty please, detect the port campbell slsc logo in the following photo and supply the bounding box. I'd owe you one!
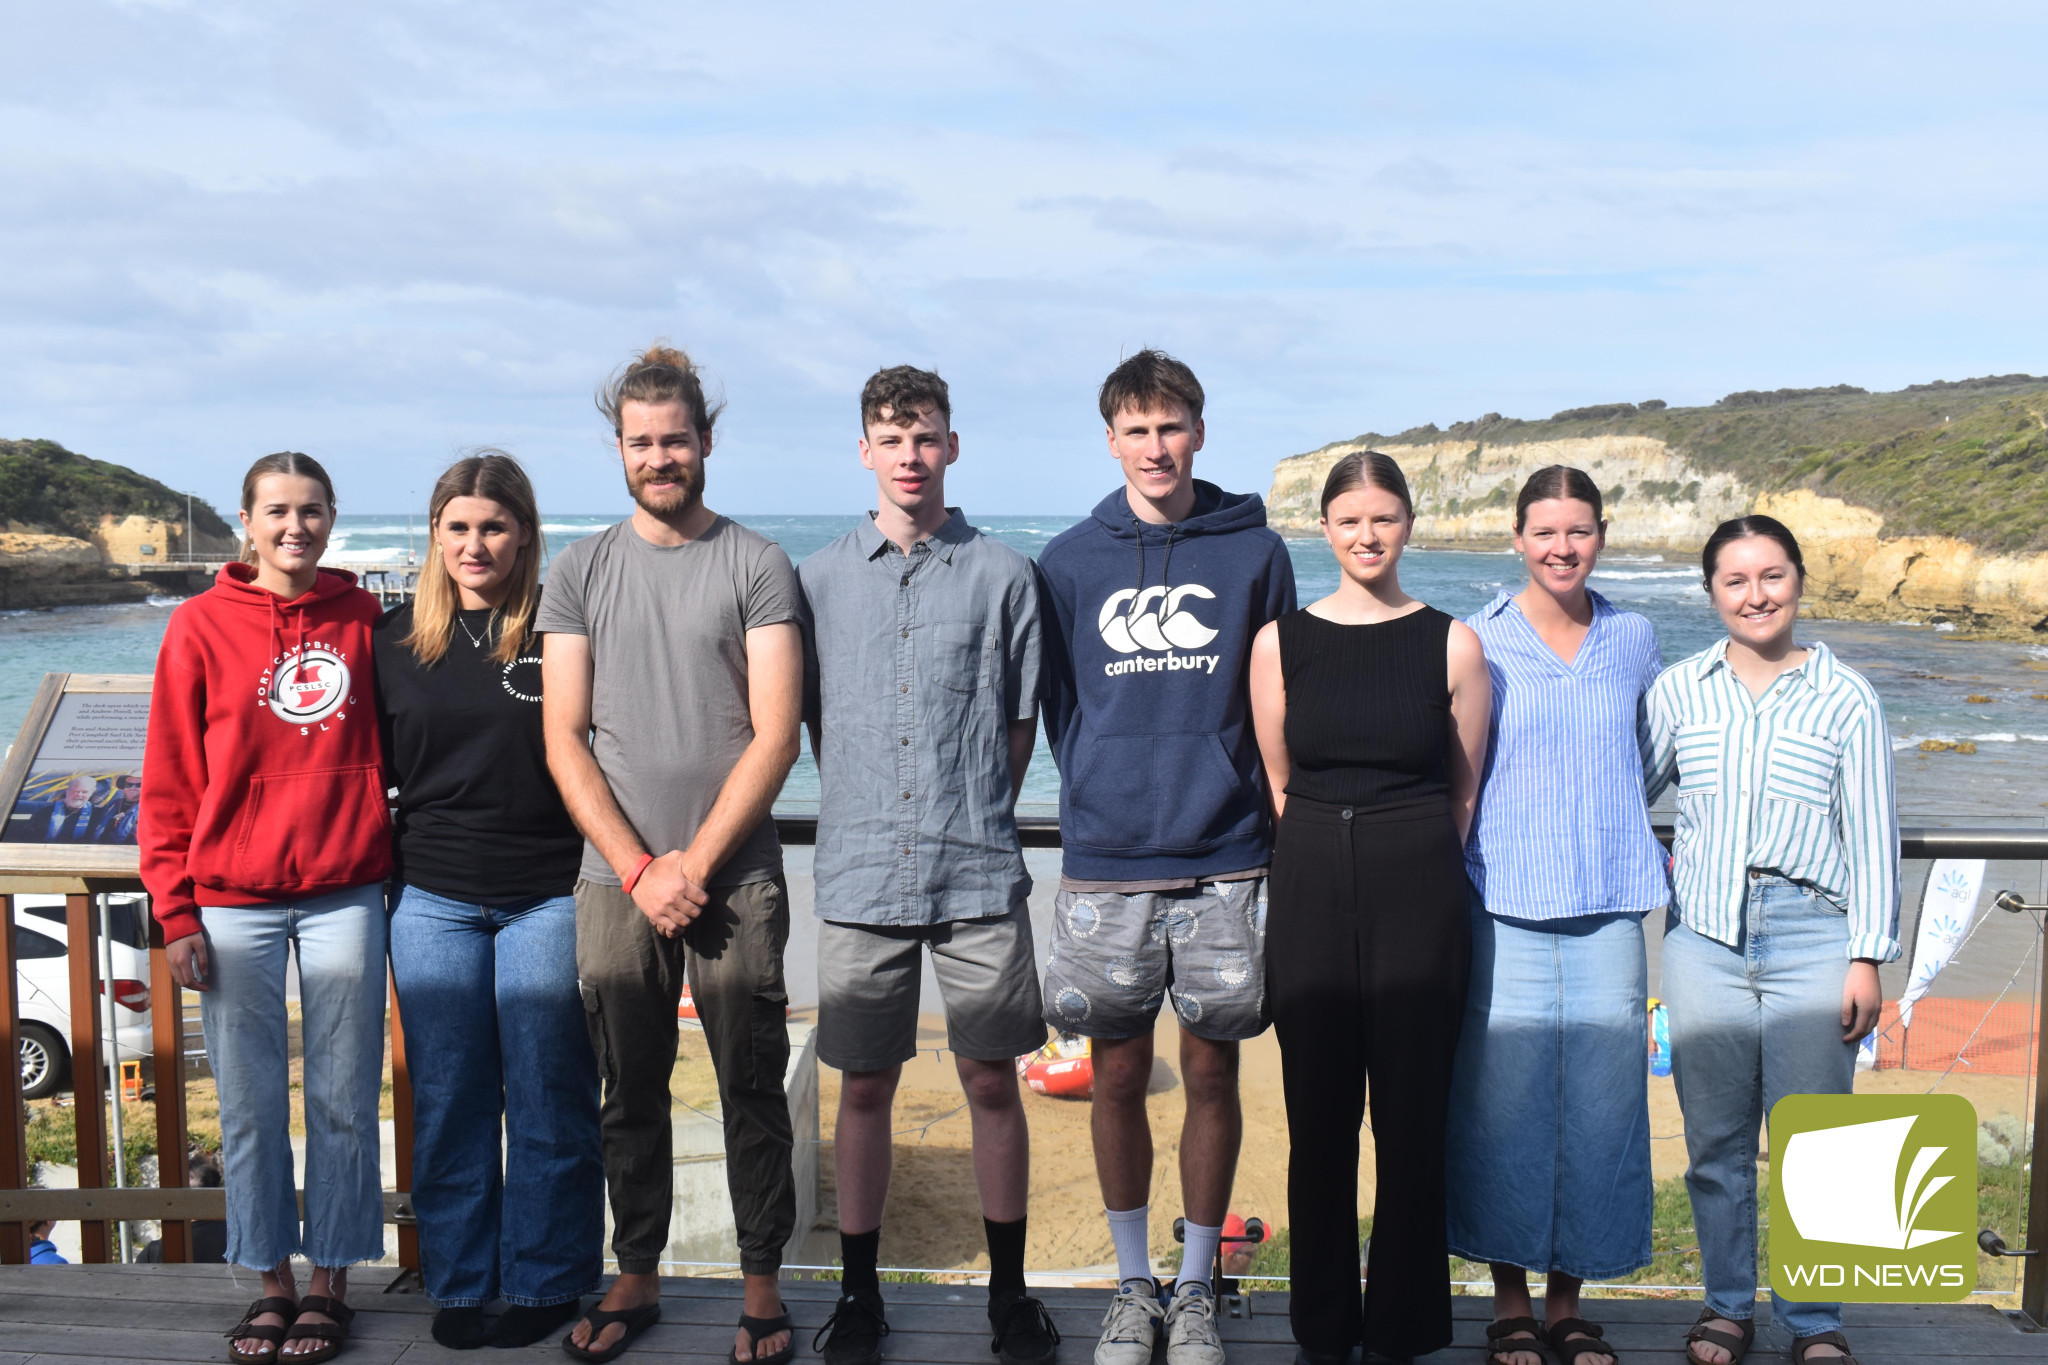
[262,645,354,730]
[1097,584,1223,677]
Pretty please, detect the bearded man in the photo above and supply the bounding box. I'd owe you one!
[540,344,805,1364]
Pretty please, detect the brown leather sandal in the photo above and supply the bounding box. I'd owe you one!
[1545,1317,1617,1364]
[1485,1316,1546,1365]
[226,1297,298,1363]
[280,1294,355,1363]
[1683,1307,1754,1365]
[1789,1331,1859,1364]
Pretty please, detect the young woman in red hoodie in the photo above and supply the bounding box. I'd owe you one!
[141,452,390,1365]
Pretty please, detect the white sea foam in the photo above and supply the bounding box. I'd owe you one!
[1593,569,1699,581]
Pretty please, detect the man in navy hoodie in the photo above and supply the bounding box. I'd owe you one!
[1036,350,1295,1365]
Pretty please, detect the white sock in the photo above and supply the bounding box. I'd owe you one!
[1106,1205,1152,1287]
[1177,1221,1221,1293]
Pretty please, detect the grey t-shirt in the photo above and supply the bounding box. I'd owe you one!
[535,515,800,888]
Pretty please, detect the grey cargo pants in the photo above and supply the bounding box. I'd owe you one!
[574,876,795,1275]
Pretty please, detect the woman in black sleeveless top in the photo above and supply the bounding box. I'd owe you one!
[1249,452,1492,1364]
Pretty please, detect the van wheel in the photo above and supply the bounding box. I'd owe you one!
[20,1022,69,1101]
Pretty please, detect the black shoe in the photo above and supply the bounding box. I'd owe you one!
[814,1291,889,1365]
[1291,1350,1361,1365]
[989,1291,1061,1365]
[433,1305,488,1350]
[491,1299,582,1348]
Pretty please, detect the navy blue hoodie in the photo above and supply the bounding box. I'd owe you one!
[1037,481,1296,881]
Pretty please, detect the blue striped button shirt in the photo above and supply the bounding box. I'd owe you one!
[1644,638,1901,962]
[1464,590,1671,920]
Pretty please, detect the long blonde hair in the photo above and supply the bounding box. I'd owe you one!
[404,451,545,666]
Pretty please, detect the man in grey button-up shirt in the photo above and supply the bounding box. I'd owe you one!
[798,366,1056,1365]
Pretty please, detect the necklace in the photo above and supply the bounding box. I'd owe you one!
[457,614,492,650]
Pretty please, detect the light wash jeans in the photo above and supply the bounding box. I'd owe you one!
[196,885,388,1271]
[1664,875,1855,1342]
[388,885,602,1307]
[1446,906,1653,1278]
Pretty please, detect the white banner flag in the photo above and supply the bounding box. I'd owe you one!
[1899,859,1987,1030]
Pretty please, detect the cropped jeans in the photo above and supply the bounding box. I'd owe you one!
[196,886,388,1271]
[388,885,603,1307]
[1664,874,1856,1342]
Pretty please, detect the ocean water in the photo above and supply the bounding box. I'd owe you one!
[6,512,2047,822]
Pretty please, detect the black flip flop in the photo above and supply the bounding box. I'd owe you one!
[563,1302,663,1363]
[733,1311,798,1365]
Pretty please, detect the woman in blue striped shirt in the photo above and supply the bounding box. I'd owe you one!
[1646,515,1898,1365]
[1448,467,1666,1365]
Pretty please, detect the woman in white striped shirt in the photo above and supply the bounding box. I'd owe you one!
[1449,467,1664,1365]
[1645,515,1900,1365]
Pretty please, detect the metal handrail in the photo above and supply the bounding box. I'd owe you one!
[775,815,2048,860]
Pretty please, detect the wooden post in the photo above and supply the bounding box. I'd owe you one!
[64,892,109,1262]
[2023,917,2048,1325]
[0,893,27,1264]
[389,971,419,1273]
[148,915,191,1263]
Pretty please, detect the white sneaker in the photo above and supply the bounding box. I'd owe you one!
[1094,1281,1164,1365]
[1163,1282,1225,1365]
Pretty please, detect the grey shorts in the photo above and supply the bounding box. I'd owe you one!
[1043,878,1270,1042]
[816,908,1048,1072]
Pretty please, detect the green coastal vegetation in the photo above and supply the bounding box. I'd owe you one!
[0,437,234,541]
[1329,374,2048,553]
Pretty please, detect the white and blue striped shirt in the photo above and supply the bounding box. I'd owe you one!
[1645,638,1901,962]
[1464,590,1671,920]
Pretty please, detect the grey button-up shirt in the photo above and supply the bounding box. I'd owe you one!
[798,509,1043,925]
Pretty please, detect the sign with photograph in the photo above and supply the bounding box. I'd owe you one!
[0,674,153,877]
[4,693,152,845]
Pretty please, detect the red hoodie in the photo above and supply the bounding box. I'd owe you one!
[140,564,392,941]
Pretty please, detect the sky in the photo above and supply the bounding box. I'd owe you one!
[5,2,2047,519]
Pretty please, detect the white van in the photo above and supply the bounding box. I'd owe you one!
[13,895,154,1100]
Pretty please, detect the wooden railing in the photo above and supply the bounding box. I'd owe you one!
[6,822,2048,1316]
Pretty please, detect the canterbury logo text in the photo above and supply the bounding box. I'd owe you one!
[1097,585,1223,677]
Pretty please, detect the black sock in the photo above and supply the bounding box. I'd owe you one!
[488,1298,581,1349]
[985,1216,1027,1302]
[431,1305,486,1350]
[841,1227,882,1301]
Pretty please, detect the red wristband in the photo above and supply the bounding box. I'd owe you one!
[621,853,655,895]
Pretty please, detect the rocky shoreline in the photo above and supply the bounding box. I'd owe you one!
[1269,436,2048,640]
[0,532,154,610]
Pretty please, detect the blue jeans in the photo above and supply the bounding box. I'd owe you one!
[1664,876,1854,1341]
[1446,907,1653,1278]
[196,886,388,1271]
[389,885,602,1307]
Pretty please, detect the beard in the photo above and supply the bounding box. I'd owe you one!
[626,462,704,518]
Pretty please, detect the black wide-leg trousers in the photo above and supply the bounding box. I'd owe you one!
[1268,795,1471,1361]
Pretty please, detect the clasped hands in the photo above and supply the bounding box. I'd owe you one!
[631,850,711,937]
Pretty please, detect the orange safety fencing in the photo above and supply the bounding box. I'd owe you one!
[1869,996,2041,1076]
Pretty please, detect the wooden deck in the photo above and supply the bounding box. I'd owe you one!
[1,1266,2044,1363]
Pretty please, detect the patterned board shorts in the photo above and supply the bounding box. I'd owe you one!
[1042,877,1270,1042]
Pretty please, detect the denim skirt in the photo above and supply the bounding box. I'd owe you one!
[1444,902,1654,1279]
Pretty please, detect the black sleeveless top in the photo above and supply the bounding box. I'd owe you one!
[1277,605,1454,808]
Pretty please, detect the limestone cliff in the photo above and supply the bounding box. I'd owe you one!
[1268,378,2048,637]
[0,532,152,609]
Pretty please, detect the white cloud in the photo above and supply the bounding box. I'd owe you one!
[1,2,2045,518]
